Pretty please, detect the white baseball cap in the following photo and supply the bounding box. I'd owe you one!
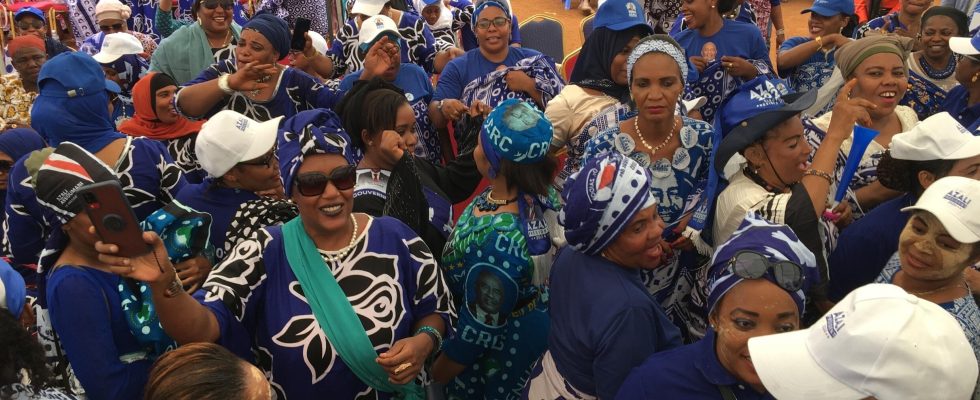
[92,32,144,64]
[351,0,387,16]
[308,31,328,55]
[195,110,282,177]
[358,15,402,51]
[950,32,980,56]
[901,175,980,243]
[748,283,979,400]
[890,112,980,161]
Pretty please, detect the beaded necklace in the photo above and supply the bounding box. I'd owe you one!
[919,54,956,80]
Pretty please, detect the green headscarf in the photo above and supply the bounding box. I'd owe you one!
[835,34,915,79]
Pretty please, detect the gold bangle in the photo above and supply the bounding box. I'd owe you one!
[803,168,833,184]
[814,36,823,50]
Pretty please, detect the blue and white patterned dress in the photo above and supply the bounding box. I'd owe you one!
[554,103,634,192]
[329,12,439,76]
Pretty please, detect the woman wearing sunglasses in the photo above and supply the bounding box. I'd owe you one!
[431,99,559,399]
[524,152,682,400]
[336,78,481,261]
[944,31,980,132]
[150,0,242,85]
[95,109,452,399]
[0,128,45,247]
[78,0,158,60]
[617,214,818,400]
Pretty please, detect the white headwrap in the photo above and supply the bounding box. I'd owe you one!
[413,0,453,30]
[626,36,688,86]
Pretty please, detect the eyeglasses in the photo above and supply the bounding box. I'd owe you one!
[966,55,980,63]
[476,16,509,30]
[238,150,275,168]
[0,160,13,173]
[202,0,234,9]
[99,23,125,32]
[16,20,44,30]
[728,250,805,292]
[294,165,357,196]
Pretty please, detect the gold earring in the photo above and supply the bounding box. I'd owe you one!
[973,73,979,83]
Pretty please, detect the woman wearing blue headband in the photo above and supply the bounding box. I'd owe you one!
[618,214,817,400]
[432,99,559,399]
[524,152,682,400]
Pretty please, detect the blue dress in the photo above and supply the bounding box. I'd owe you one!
[433,47,548,102]
[944,85,980,133]
[853,12,903,39]
[778,36,837,97]
[199,216,452,399]
[329,13,438,76]
[174,178,261,261]
[176,59,344,122]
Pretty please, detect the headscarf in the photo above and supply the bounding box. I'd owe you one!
[243,13,290,60]
[922,6,969,36]
[31,52,123,153]
[278,109,355,198]
[479,99,552,178]
[472,0,511,27]
[413,0,452,30]
[560,152,656,255]
[0,128,46,163]
[101,53,149,94]
[34,142,117,223]
[626,34,688,87]
[570,25,652,103]
[119,72,205,140]
[95,0,131,22]
[7,35,45,58]
[835,34,915,79]
[706,212,819,316]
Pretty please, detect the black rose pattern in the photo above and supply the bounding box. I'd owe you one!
[203,229,272,320]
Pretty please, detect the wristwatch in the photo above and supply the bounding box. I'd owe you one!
[217,73,235,95]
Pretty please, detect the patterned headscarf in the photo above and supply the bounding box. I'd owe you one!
[560,152,656,255]
[835,34,914,79]
[706,212,819,316]
[278,109,355,198]
[34,142,117,223]
[626,34,688,87]
[479,99,552,178]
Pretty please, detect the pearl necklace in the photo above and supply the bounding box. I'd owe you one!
[322,214,359,263]
[634,115,677,154]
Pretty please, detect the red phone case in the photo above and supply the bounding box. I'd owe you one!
[79,181,151,258]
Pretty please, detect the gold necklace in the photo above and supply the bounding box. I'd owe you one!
[634,115,677,154]
[908,279,968,297]
[485,187,516,205]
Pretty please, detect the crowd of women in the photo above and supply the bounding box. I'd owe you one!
[2,0,980,398]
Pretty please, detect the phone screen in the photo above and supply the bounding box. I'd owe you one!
[291,18,312,52]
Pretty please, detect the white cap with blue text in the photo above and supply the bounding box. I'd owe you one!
[748,283,978,400]
[195,110,282,178]
[901,175,980,243]
[890,112,980,161]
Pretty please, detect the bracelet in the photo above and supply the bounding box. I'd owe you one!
[803,168,833,184]
[814,36,823,50]
[414,325,443,354]
[163,271,184,298]
[217,73,235,95]
[776,28,785,35]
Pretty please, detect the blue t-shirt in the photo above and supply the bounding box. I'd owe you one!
[433,46,543,101]
[46,266,153,400]
[944,85,980,133]
[672,19,771,82]
[453,0,522,51]
[546,247,681,398]
[175,178,260,261]
[827,193,915,301]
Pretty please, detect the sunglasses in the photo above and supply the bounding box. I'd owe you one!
[0,160,12,173]
[17,20,44,30]
[201,0,234,9]
[238,150,275,168]
[476,16,509,30]
[294,165,357,196]
[728,250,805,292]
[99,23,124,32]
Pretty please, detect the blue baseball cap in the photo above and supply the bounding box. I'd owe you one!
[714,77,815,174]
[950,30,980,56]
[14,7,45,22]
[595,0,653,32]
[801,0,854,17]
[0,259,26,319]
[38,52,121,98]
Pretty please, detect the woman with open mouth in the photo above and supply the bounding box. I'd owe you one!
[618,214,817,400]
[902,6,969,120]
[150,0,243,86]
[776,0,853,101]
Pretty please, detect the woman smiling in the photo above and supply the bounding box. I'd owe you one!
[151,0,242,85]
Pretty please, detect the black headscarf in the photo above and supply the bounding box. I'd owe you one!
[569,25,651,103]
[921,6,969,36]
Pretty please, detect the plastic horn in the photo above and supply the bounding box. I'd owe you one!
[833,125,879,204]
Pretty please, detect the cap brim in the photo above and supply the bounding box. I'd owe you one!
[241,116,283,162]
[104,79,121,94]
[947,138,980,160]
[748,331,867,400]
[359,30,402,51]
[900,205,980,243]
[92,52,123,64]
[604,20,655,33]
[950,37,980,56]
[714,89,817,174]
[800,6,842,16]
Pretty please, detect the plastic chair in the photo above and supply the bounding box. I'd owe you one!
[580,14,594,42]
[558,47,580,82]
[519,14,565,62]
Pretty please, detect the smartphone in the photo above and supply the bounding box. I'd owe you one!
[79,181,151,258]
[291,18,312,52]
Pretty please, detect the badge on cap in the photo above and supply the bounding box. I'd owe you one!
[650,158,672,178]
[672,147,690,170]
[680,126,697,149]
[614,133,636,154]
[629,151,651,168]
[626,2,637,17]
[376,19,385,29]
[236,118,249,132]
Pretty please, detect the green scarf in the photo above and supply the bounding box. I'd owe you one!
[281,217,424,399]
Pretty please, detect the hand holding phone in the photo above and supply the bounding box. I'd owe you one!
[291,18,312,52]
[79,181,151,258]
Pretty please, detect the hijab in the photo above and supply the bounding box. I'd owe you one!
[119,72,205,140]
[835,34,914,79]
[569,25,651,103]
[413,0,452,30]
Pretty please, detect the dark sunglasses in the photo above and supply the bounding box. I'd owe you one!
[17,20,44,30]
[99,23,124,32]
[0,160,12,173]
[476,16,509,30]
[294,165,357,196]
[966,55,980,63]
[201,0,234,9]
[728,250,805,292]
[238,150,275,168]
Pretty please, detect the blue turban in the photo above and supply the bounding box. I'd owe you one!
[479,99,552,178]
[473,0,510,23]
[0,259,25,318]
[560,152,656,255]
[244,13,290,60]
[706,212,819,316]
[278,109,356,198]
[0,128,46,163]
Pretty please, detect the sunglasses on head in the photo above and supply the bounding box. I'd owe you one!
[728,250,805,292]
[238,150,275,168]
[294,165,357,196]
[0,160,13,173]
[202,0,234,9]
[99,23,124,32]
[17,20,44,30]
[476,16,509,30]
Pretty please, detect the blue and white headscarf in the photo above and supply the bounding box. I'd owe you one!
[278,109,355,198]
[479,99,552,178]
[560,152,656,255]
[626,35,688,87]
[706,212,818,315]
